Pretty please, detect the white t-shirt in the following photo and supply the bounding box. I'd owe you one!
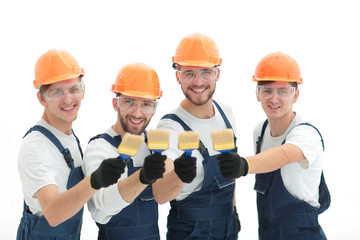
[82,128,151,224]
[253,113,324,208]
[17,118,83,216]
[157,101,237,201]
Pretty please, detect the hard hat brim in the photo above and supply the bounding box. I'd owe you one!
[34,73,84,89]
[175,61,221,68]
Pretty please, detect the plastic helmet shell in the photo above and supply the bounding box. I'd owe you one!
[172,33,222,68]
[34,49,84,89]
[111,62,162,100]
[253,52,303,84]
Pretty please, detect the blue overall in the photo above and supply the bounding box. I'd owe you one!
[17,125,84,240]
[89,133,159,240]
[254,120,331,240]
[161,100,239,240]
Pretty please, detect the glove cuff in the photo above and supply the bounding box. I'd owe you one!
[90,173,101,190]
[241,157,249,177]
[139,168,151,185]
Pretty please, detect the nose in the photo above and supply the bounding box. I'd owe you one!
[268,91,279,101]
[193,73,204,85]
[131,102,143,116]
[62,91,72,103]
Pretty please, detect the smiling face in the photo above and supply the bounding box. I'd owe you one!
[38,78,84,134]
[176,66,219,106]
[112,95,154,136]
[257,81,299,122]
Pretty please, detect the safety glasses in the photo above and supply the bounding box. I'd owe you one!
[177,68,218,84]
[117,96,157,114]
[43,81,84,101]
[256,86,296,100]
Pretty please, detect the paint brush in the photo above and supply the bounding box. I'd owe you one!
[178,131,200,156]
[117,132,144,161]
[210,129,235,154]
[147,129,170,154]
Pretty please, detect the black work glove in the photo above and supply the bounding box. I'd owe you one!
[174,153,197,183]
[139,153,167,184]
[90,156,126,190]
[217,152,248,179]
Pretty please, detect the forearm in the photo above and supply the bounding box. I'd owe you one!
[118,170,147,203]
[246,143,305,174]
[38,176,96,226]
[152,158,184,204]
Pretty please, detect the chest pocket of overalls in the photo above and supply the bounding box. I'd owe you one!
[214,175,235,189]
[139,185,154,201]
[210,152,235,190]
[254,173,271,195]
[212,153,236,189]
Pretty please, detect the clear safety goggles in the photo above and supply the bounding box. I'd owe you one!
[256,86,296,100]
[43,81,85,101]
[177,68,218,84]
[117,96,157,114]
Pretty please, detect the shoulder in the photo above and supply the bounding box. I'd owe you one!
[157,107,188,132]
[288,114,323,144]
[287,123,323,146]
[253,119,268,137]
[213,100,233,115]
[285,118,324,163]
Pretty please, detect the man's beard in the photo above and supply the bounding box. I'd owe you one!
[119,111,148,135]
[182,86,215,106]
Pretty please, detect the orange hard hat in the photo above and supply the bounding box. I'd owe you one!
[34,49,84,89]
[172,33,222,68]
[111,62,162,100]
[253,52,303,84]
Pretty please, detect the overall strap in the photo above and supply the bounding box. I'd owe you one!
[282,123,325,151]
[24,125,79,168]
[89,133,121,148]
[161,114,207,155]
[256,119,268,154]
[213,100,237,145]
[89,131,148,149]
[212,100,233,129]
[71,129,83,158]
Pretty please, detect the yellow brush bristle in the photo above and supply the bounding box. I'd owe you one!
[147,129,170,150]
[178,131,200,150]
[117,133,144,156]
[210,129,235,151]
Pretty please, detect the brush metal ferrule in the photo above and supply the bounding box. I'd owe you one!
[213,141,235,151]
[179,142,199,150]
[117,145,138,157]
[147,141,169,151]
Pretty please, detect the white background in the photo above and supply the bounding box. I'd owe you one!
[1,0,359,239]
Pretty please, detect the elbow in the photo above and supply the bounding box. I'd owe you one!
[153,192,167,205]
[154,196,168,205]
[42,208,67,227]
[44,213,63,227]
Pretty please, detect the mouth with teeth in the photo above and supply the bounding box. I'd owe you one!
[129,117,144,126]
[190,86,207,94]
[61,105,76,112]
[268,105,281,110]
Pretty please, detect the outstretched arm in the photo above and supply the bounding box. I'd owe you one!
[246,143,305,174]
[37,157,125,227]
[152,158,185,204]
[217,143,305,178]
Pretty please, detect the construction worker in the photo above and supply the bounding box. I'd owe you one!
[153,33,240,239]
[82,62,166,240]
[17,49,126,240]
[216,52,331,239]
